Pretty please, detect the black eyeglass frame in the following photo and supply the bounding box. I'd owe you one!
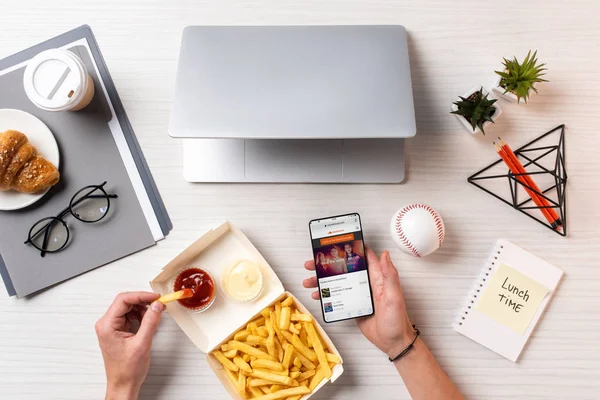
[24,181,118,257]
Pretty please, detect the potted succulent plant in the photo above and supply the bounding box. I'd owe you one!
[451,86,502,135]
[492,50,548,103]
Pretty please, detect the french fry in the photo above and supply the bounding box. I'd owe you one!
[221,344,231,352]
[291,334,317,362]
[269,384,286,393]
[326,352,341,363]
[297,369,315,382]
[280,330,293,343]
[235,330,250,341]
[329,362,336,369]
[299,326,308,348]
[287,394,302,400]
[254,316,266,326]
[293,351,315,370]
[249,386,264,398]
[308,368,325,392]
[298,379,308,388]
[265,319,275,338]
[248,378,281,387]
[251,369,293,386]
[290,366,300,372]
[247,335,268,347]
[241,370,250,377]
[260,385,271,395]
[304,322,332,379]
[266,335,276,359]
[290,371,301,379]
[282,342,294,370]
[251,386,310,400]
[255,368,290,377]
[248,322,259,336]
[291,312,312,322]
[261,308,272,318]
[292,356,302,369]
[270,311,287,345]
[224,349,238,358]
[238,372,247,392]
[279,307,291,331]
[243,354,252,363]
[281,296,294,307]
[214,350,240,372]
[229,340,276,361]
[251,358,284,372]
[257,326,269,338]
[274,336,284,362]
[251,356,257,362]
[233,356,253,373]
[224,368,239,391]
[275,302,282,327]
[288,324,300,335]
[306,334,312,348]
[259,345,270,355]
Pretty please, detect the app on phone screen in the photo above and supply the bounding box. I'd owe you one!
[309,214,374,323]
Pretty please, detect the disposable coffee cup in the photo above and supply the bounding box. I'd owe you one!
[23,49,95,112]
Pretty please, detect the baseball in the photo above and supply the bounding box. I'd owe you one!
[390,204,445,257]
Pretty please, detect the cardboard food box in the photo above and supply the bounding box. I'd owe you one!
[150,221,344,399]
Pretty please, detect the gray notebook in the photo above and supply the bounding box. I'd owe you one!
[0,26,171,297]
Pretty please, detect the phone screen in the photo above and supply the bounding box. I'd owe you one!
[309,213,374,323]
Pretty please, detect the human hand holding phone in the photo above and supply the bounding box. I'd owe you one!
[304,248,415,358]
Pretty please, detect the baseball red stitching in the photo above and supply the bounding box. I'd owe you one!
[395,204,444,256]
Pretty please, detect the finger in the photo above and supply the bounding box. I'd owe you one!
[302,276,318,289]
[364,248,385,298]
[304,260,315,271]
[365,248,383,283]
[311,291,320,300]
[136,301,166,345]
[380,251,403,294]
[106,292,160,319]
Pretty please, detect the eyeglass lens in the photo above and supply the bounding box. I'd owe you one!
[70,186,110,223]
[29,217,69,252]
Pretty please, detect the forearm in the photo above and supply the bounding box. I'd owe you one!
[391,337,464,400]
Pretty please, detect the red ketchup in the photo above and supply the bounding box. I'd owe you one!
[173,268,215,310]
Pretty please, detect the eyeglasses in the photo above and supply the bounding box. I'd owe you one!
[25,182,118,257]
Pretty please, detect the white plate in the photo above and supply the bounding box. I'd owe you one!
[0,109,60,211]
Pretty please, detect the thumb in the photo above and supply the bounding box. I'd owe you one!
[136,301,165,345]
[380,251,402,293]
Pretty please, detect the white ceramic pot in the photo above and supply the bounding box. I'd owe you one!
[451,86,502,135]
[491,74,537,103]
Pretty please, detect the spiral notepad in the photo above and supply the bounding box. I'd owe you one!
[453,240,563,362]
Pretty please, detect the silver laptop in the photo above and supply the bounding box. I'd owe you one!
[170,25,416,183]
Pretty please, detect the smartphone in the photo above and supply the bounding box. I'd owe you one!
[309,213,374,323]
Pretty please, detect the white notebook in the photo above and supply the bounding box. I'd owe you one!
[453,240,564,362]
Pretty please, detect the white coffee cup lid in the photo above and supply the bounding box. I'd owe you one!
[23,49,88,112]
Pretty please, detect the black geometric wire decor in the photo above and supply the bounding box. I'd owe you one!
[468,125,567,236]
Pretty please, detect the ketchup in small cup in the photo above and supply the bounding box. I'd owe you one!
[173,267,216,312]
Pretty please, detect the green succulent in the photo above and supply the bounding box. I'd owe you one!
[451,87,497,134]
[495,50,548,103]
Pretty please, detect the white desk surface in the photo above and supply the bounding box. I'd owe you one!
[1,1,599,399]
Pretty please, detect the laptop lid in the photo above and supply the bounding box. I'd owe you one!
[169,25,416,140]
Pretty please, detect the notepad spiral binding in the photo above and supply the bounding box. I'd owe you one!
[453,242,505,328]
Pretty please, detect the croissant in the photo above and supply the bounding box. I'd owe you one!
[0,130,60,193]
